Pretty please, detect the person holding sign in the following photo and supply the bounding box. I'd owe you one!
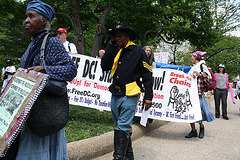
[185,49,215,139]
[101,23,153,159]
[1,1,77,160]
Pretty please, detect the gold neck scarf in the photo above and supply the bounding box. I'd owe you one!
[111,41,135,76]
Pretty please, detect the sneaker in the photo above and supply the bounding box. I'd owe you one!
[185,130,197,138]
[215,115,220,118]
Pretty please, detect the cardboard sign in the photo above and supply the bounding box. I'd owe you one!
[0,68,48,157]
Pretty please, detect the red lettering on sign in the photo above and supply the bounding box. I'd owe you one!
[93,83,109,91]
[68,78,82,86]
[169,78,191,87]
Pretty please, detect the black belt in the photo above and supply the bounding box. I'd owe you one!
[199,95,202,98]
[215,88,227,91]
[115,86,121,90]
[114,85,125,91]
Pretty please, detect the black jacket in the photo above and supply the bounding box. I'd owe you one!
[101,43,153,100]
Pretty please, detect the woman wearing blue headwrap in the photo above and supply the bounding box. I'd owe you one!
[2,1,77,160]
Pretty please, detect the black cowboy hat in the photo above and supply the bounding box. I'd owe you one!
[107,23,137,40]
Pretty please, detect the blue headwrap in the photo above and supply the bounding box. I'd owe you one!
[26,0,55,22]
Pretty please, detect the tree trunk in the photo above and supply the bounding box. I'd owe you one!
[173,45,177,63]
[91,0,112,57]
[71,0,85,55]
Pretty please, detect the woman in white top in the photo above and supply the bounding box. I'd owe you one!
[185,49,215,139]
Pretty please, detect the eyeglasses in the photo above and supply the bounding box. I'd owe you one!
[57,32,63,35]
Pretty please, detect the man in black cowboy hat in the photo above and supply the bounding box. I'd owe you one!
[101,23,153,160]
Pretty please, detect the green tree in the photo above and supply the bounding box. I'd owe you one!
[107,0,220,50]
[176,36,240,80]
[206,36,240,80]
[213,0,240,35]
[175,0,240,71]
[0,0,29,70]
[0,0,239,69]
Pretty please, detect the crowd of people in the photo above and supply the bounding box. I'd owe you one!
[0,0,239,160]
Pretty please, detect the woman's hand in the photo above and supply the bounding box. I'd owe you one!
[190,73,196,79]
[191,71,202,79]
[211,90,214,95]
[27,66,46,73]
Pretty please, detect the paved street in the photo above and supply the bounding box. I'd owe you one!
[94,94,240,160]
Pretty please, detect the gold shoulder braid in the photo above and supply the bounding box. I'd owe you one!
[143,61,152,72]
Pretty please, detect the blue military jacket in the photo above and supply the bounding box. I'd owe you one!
[101,43,153,100]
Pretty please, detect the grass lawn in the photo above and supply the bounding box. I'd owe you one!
[65,105,115,143]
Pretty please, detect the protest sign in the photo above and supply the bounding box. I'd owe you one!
[154,52,169,64]
[0,69,48,157]
[135,68,202,123]
[68,53,112,111]
[68,54,202,123]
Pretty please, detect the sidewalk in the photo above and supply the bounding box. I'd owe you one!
[93,94,240,160]
[67,117,169,160]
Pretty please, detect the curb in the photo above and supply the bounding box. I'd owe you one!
[67,120,169,160]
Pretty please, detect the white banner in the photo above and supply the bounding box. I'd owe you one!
[68,54,202,123]
[154,52,169,64]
